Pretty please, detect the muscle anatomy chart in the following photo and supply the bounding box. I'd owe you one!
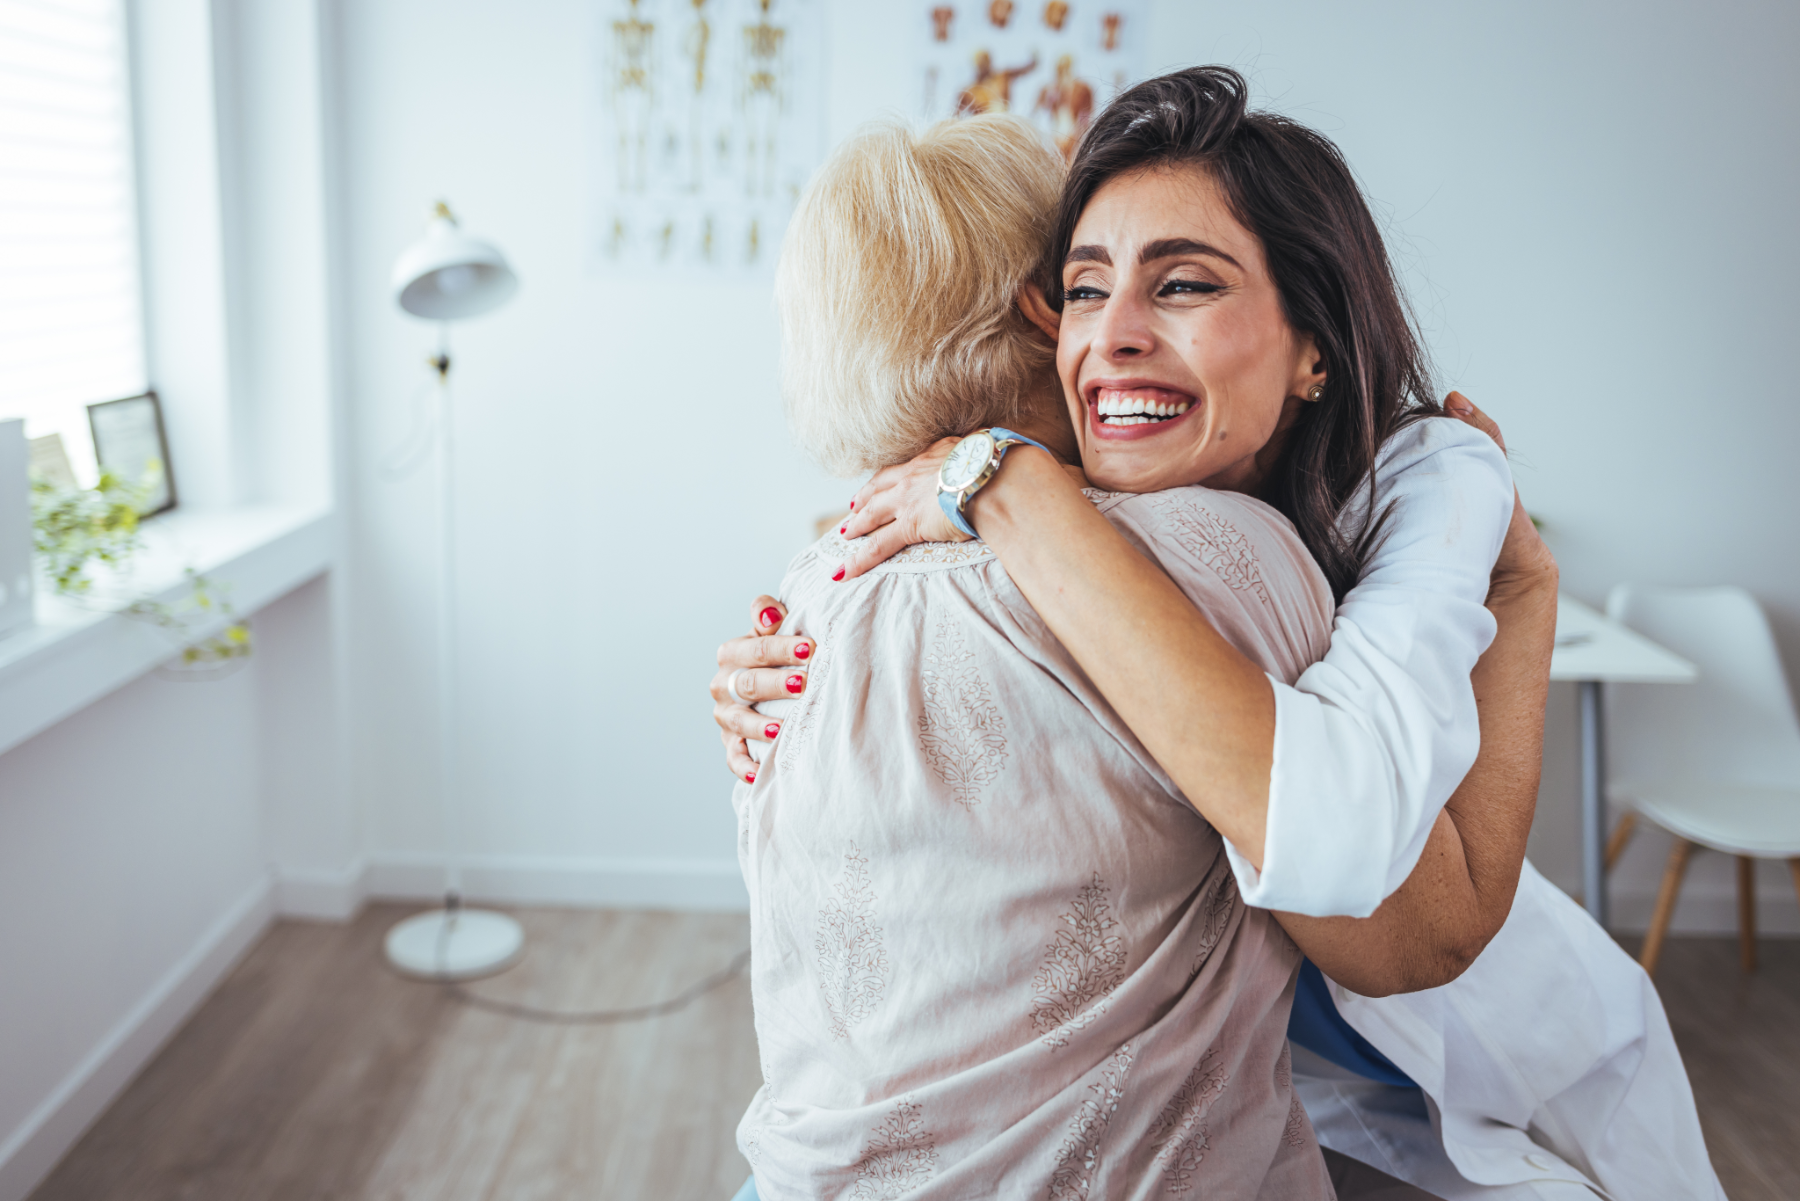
[917,0,1146,160]
[594,0,823,273]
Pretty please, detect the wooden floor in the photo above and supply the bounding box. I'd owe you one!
[28,905,761,1201]
[28,911,1800,1201]
[1624,935,1800,1201]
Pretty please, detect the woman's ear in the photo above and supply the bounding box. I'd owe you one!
[1017,283,1061,343]
[1290,332,1326,397]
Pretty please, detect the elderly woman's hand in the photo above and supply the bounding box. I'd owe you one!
[713,597,815,783]
[835,436,969,581]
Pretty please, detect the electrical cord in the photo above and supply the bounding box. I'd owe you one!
[445,948,752,1024]
[419,905,751,1025]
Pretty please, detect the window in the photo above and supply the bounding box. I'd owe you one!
[0,0,147,486]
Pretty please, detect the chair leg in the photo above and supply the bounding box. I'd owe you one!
[1737,856,1758,973]
[1640,838,1692,978]
[1605,811,1638,871]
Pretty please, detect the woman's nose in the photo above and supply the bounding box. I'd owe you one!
[1093,291,1155,359]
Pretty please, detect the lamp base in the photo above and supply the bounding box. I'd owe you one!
[384,907,524,981]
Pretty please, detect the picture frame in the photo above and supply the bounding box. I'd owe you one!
[88,390,176,518]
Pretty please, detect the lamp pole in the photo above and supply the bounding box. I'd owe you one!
[383,205,523,980]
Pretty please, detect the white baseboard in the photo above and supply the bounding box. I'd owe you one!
[0,878,275,1201]
[1606,879,1800,936]
[274,862,368,921]
[364,853,750,913]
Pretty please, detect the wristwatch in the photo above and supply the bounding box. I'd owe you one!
[937,427,1050,538]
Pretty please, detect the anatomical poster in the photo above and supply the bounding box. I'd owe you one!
[591,0,825,274]
[917,0,1148,160]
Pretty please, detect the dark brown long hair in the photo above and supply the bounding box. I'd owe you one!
[1048,66,1438,600]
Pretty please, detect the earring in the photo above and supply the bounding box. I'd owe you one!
[1305,383,1326,402]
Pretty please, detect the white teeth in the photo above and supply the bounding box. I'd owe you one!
[1096,393,1194,425]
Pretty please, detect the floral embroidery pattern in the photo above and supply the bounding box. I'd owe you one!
[1276,1044,1309,1149]
[1033,874,1128,1048]
[1048,1044,1135,1201]
[851,1100,939,1199]
[917,617,1009,807]
[1282,1094,1311,1151]
[816,843,888,1038]
[1189,875,1238,980]
[780,618,833,772]
[817,528,994,573]
[886,540,995,568]
[1147,494,1270,605]
[1150,1046,1230,1194]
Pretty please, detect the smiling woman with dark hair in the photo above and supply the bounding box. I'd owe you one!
[715,67,1722,1200]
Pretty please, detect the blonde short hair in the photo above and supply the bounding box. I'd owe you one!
[777,115,1064,476]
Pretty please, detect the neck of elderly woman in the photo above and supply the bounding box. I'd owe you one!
[1005,383,1082,469]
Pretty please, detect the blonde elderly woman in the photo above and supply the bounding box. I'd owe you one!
[726,112,1508,1201]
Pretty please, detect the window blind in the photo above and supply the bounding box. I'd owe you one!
[0,0,147,484]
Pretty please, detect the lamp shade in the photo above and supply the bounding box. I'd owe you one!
[391,204,518,320]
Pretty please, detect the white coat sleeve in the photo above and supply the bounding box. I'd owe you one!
[1222,418,1515,917]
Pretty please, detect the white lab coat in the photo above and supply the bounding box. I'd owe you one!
[1223,418,1724,1199]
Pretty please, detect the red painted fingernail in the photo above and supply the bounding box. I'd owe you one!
[838,525,846,534]
[745,771,756,784]
[794,641,811,660]
[765,722,781,739]
[831,564,846,582]
[785,674,805,694]
[848,498,856,509]
[759,606,782,629]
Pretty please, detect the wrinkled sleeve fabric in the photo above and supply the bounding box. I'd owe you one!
[1223,418,1515,918]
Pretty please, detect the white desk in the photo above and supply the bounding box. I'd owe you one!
[1549,595,1697,926]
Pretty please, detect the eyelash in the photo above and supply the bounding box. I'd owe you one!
[1062,279,1223,304]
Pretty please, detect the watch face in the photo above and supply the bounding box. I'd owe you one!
[941,432,996,491]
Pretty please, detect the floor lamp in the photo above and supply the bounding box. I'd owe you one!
[383,202,525,980]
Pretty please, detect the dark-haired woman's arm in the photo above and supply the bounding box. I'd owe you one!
[849,441,1288,856]
[1276,499,1556,993]
[834,407,1533,928]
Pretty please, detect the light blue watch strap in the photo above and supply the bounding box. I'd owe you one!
[940,428,1051,538]
[938,489,977,538]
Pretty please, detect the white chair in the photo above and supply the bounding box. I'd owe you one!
[1604,584,1800,977]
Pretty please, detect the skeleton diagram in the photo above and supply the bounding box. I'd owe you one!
[684,0,711,191]
[1102,11,1123,51]
[957,49,1038,115]
[742,0,786,198]
[611,0,655,194]
[1035,54,1094,159]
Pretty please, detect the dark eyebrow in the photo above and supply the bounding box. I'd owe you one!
[1064,239,1243,271]
[1139,238,1242,270]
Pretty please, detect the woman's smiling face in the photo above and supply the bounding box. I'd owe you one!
[1057,163,1323,494]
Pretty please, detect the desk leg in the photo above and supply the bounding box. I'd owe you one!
[1579,680,1608,928]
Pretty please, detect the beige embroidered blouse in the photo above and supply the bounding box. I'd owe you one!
[736,487,1336,1200]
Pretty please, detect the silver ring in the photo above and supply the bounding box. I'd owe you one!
[726,670,752,706]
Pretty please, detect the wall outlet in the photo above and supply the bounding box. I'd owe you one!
[0,419,35,638]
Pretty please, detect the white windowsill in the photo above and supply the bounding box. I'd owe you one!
[0,504,333,758]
